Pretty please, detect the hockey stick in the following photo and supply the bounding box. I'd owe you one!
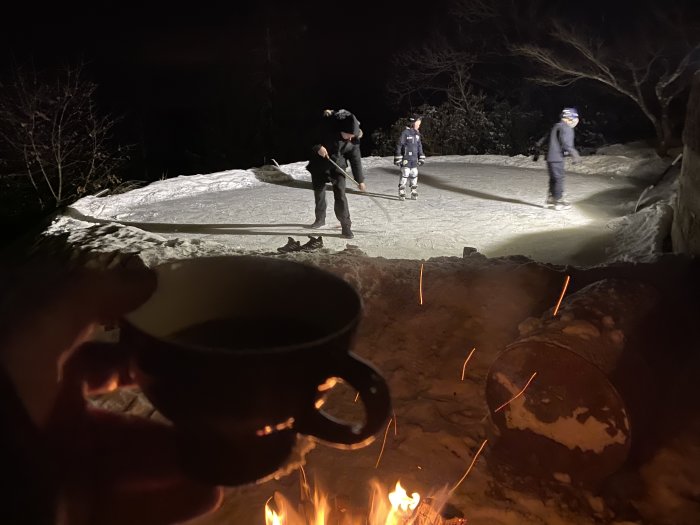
[326,157,361,187]
[325,156,393,224]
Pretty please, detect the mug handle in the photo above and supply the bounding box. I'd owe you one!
[296,353,392,447]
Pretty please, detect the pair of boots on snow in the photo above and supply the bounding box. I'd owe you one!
[399,184,418,201]
[277,235,324,253]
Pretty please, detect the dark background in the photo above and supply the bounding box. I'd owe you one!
[1,0,450,179]
[1,0,694,182]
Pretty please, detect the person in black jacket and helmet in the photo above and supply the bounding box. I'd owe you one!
[394,116,425,200]
[306,109,366,239]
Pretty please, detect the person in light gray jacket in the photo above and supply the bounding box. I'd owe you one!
[545,108,581,210]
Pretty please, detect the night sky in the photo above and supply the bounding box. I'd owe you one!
[1,0,697,178]
[2,0,448,174]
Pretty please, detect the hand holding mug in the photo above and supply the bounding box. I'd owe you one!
[0,254,221,525]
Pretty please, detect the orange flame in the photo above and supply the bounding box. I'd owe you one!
[265,497,284,525]
[388,481,420,513]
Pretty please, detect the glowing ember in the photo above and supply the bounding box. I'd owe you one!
[552,274,571,317]
[494,372,537,413]
[460,347,476,381]
[419,263,424,305]
[374,418,394,469]
[450,439,488,494]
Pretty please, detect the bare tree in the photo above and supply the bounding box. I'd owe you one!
[0,63,127,210]
[388,39,478,111]
[391,0,699,155]
[505,5,700,155]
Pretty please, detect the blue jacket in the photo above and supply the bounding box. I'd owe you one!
[546,121,580,162]
[395,127,425,168]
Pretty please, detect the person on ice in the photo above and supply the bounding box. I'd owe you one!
[306,109,366,239]
[394,116,426,200]
[545,107,581,210]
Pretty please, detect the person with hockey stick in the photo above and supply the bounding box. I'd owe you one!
[306,109,366,239]
[544,108,581,211]
[394,116,426,200]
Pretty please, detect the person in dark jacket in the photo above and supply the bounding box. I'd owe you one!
[306,109,366,239]
[545,107,581,210]
[394,116,426,200]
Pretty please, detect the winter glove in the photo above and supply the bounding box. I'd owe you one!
[418,156,425,166]
[393,156,402,166]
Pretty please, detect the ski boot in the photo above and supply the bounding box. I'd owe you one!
[410,186,418,200]
[398,186,406,201]
[277,237,301,253]
[300,235,324,251]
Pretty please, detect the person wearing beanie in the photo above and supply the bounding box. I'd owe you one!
[545,107,581,210]
[394,116,425,200]
[305,109,366,239]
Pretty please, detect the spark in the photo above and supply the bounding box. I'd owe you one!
[461,347,476,381]
[374,418,393,469]
[299,465,310,502]
[552,275,571,317]
[354,391,360,403]
[494,372,538,413]
[450,439,488,494]
[419,263,424,305]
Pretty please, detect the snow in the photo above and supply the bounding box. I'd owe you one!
[39,145,700,524]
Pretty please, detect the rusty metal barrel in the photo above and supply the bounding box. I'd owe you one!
[485,278,660,484]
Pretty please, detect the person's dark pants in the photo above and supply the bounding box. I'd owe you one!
[311,172,351,226]
[547,161,566,200]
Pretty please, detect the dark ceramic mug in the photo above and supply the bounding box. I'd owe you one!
[116,256,391,486]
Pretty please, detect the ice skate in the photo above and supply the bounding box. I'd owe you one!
[554,199,572,211]
[544,194,556,209]
[399,187,406,201]
[410,186,418,200]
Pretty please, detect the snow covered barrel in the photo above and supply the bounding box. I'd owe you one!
[485,278,660,484]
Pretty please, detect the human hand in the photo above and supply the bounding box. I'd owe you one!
[317,146,329,158]
[358,182,367,192]
[0,252,222,525]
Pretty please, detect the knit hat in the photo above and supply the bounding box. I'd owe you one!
[561,107,579,120]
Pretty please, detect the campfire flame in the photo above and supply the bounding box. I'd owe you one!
[388,481,420,514]
[264,479,446,525]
